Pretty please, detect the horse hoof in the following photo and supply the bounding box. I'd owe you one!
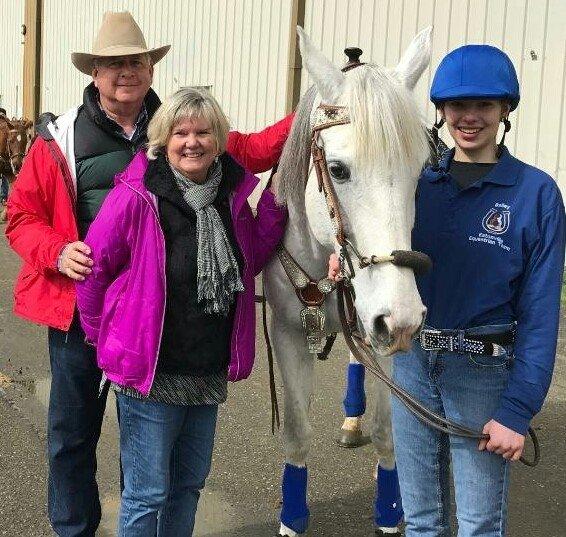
[335,428,371,448]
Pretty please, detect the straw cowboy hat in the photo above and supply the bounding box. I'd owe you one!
[72,11,170,75]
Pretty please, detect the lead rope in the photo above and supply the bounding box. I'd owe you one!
[259,288,280,434]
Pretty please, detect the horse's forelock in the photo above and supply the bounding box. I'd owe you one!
[348,65,430,178]
[276,65,429,205]
[275,85,318,205]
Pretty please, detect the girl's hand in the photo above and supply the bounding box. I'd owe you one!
[478,419,525,461]
[328,253,342,282]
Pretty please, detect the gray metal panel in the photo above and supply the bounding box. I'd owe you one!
[0,0,24,116]
[40,0,292,135]
[302,0,566,189]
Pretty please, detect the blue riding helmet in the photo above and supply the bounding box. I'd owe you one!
[430,45,520,111]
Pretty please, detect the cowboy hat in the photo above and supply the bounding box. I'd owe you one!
[71,11,170,75]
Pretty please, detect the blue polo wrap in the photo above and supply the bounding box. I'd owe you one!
[281,464,309,533]
[343,362,366,417]
[374,464,404,528]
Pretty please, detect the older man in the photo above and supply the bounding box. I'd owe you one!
[6,11,291,536]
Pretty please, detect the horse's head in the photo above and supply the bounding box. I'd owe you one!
[7,119,33,174]
[297,27,432,355]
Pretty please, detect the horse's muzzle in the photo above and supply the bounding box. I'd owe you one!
[371,313,424,355]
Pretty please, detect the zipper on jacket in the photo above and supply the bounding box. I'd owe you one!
[45,140,78,219]
[122,181,166,393]
[229,193,249,380]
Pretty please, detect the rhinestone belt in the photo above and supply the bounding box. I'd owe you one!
[419,329,513,356]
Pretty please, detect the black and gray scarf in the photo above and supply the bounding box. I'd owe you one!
[171,161,244,315]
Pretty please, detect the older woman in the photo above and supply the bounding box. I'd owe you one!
[76,87,287,536]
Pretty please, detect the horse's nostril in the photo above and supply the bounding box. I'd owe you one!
[373,315,391,342]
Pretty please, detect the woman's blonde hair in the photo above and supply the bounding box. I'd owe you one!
[147,87,230,160]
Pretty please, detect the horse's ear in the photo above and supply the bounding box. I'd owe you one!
[394,26,432,90]
[297,26,345,103]
[1,117,14,129]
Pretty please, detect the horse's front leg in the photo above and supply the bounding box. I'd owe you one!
[272,321,315,537]
[336,352,371,448]
[368,359,403,535]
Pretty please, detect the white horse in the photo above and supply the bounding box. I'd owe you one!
[264,27,432,536]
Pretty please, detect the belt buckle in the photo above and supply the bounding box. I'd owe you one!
[491,343,506,356]
[420,329,444,351]
[447,335,454,352]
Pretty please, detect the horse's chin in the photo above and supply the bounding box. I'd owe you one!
[370,329,414,357]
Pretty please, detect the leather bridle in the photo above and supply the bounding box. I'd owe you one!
[7,131,26,174]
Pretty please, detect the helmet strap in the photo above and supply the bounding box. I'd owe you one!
[498,117,511,157]
[429,110,446,167]
[431,110,445,151]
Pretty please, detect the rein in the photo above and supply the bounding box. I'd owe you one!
[274,98,540,467]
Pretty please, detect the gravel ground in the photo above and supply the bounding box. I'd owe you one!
[0,394,51,537]
[1,230,566,536]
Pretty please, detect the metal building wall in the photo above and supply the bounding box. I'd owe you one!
[301,0,566,193]
[0,1,25,116]
[41,0,292,133]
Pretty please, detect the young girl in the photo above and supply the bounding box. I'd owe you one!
[330,44,565,536]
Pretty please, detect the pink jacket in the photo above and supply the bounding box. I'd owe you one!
[76,151,287,395]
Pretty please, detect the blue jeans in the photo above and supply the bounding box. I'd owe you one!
[117,394,218,536]
[48,314,109,536]
[391,325,513,537]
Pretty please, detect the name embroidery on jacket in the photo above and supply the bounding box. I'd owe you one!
[469,203,511,251]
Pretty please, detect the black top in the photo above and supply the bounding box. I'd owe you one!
[74,83,160,238]
[449,160,496,190]
[144,153,244,377]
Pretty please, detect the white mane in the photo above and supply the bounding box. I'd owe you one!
[276,64,430,205]
[348,64,429,178]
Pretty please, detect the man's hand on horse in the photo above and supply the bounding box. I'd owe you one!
[327,253,342,282]
[58,241,93,281]
[478,419,525,461]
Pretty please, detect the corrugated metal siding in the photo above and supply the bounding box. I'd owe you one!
[24,0,566,193]
[302,0,566,192]
[0,1,24,116]
[41,0,292,134]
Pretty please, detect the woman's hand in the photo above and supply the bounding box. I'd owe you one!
[328,253,342,282]
[478,419,525,461]
[58,241,93,281]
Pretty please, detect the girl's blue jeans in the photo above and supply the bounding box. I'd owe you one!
[391,325,514,537]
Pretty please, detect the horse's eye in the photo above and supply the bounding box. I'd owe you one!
[328,161,350,182]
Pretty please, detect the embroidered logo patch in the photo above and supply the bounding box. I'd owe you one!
[482,207,510,235]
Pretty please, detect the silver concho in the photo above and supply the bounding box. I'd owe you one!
[317,278,336,294]
[300,306,326,354]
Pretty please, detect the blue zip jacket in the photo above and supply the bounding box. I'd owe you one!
[413,147,565,434]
